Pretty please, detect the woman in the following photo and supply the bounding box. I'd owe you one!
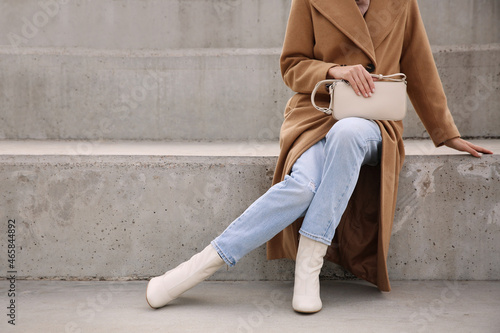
[146,0,492,313]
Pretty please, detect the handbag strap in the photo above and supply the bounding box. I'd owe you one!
[371,73,407,82]
[311,73,406,114]
[311,80,337,115]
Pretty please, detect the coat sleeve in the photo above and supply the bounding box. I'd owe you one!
[400,0,460,147]
[280,0,338,94]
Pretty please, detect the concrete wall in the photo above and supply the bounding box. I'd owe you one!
[0,0,497,49]
[0,49,287,141]
[1,149,499,281]
[405,45,500,139]
[0,1,498,141]
[0,0,291,49]
[0,46,498,140]
[419,0,499,46]
[1,0,498,284]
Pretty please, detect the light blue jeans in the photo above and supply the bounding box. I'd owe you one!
[212,117,382,267]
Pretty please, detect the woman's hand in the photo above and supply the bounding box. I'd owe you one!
[443,137,493,158]
[327,64,375,98]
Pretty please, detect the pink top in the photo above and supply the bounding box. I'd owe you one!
[355,0,370,16]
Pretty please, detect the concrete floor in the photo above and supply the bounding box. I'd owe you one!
[1,280,499,333]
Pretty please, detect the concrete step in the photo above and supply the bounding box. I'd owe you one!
[419,0,499,46]
[0,0,291,50]
[1,139,499,281]
[405,44,500,139]
[1,280,499,332]
[0,45,498,140]
[0,0,497,49]
[0,47,288,141]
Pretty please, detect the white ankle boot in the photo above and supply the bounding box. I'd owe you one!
[146,244,225,309]
[292,235,329,313]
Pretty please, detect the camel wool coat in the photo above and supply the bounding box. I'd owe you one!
[266,0,460,292]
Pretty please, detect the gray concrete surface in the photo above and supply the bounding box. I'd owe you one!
[419,0,499,46]
[1,140,499,281]
[0,45,498,140]
[0,0,497,49]
[0,280,499,332]
[1,138,499,156]
[0,47,289,141]
[0,0,291,50]
[404,44,500,139]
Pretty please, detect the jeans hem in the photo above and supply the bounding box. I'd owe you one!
[211,240,236,267]
[298,229,332,246]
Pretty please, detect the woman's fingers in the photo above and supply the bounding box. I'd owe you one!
[349,75,364,96]
[467,142,493,155]
[327,64,375,98]
[346,65,374,98]
[359,71,374,97]
[462,143,481,158]
[444,138,494,158]
[364,69,376,93]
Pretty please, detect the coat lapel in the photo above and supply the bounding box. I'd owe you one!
[365,0,409,50]
[311,0,375,63]
[311,0,409,66]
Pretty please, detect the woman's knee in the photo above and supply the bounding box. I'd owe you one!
[281,172,317,201]
[326,117,381,145]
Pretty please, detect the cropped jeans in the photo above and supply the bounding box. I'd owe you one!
[211,117,382,267]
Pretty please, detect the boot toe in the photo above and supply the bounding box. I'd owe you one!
[146,277,173,309]
[292,296,322,313]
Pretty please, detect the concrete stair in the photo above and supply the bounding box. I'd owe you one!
[0,47,288,141]
[0,0,292,50]
[0,0,499,141]
[0,0,499,286]
[1,140,499,281]
[0,0,497,49]
[0,45,498,140]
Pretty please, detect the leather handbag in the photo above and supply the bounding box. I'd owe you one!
[311,73,407,121]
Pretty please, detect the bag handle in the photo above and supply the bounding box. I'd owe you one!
[311,80,337,115]
[371,73,407,82]
[311,73,407,114]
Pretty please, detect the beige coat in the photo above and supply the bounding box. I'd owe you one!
[266,0,460,292]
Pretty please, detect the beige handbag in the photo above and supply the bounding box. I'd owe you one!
[311,73,407,121]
